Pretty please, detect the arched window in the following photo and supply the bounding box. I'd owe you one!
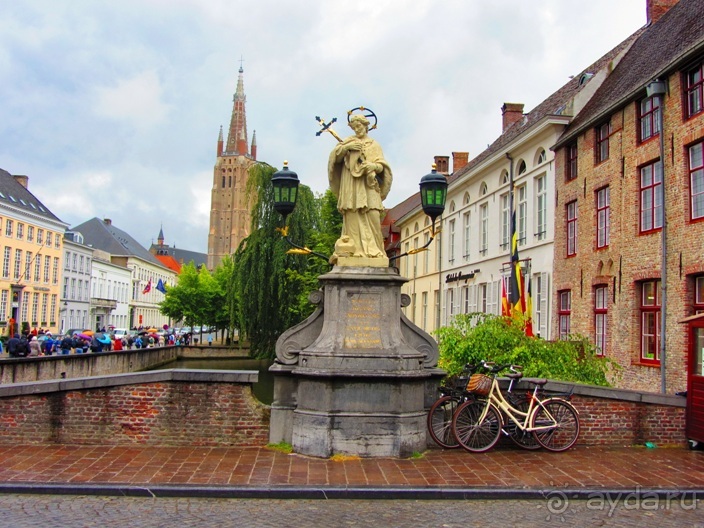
[480,182,488,196]
[222,176,226,188]
[500,170,509,186]
[414,222,419,233]
[463,192,470,205]
[449,200,456,213]
[517,160,527,174]
[229,175,232,187]
[536,148,547,165]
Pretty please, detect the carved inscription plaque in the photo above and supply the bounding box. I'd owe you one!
[344,292,382,349]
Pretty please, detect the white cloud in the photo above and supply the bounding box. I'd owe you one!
[92,71,170,129]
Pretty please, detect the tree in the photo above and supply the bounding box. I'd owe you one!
[232,163,322,358]
[159,262,201,329]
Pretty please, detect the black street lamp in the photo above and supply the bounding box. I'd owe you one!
[271,161,329,263]
[390,164,448,263]
[271,161,300,220]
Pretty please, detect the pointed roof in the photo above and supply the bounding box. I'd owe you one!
[225,65,249,157]
[0,168,66,225]
[71,217,165,267]
[555,0,704,147]
[157,225,164,242]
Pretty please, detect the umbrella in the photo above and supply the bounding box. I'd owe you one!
[95,333,111,344]
[78,333,91,340]
[137,330,149,335]
[82,330,95,336]
[146,327,158,333]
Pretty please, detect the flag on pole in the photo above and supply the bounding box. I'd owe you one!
[524,275,534,337]
[508,209,523,316]
[501,276,511,317]
[142,279,152,294]
[156,279,167,294]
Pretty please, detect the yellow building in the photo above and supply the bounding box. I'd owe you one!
[0,169,68,336]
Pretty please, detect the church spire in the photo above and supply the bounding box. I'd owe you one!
[217,125,223,157]
[226,63,248,156]
[157,224,164,246]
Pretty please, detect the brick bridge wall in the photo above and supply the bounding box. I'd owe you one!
[0,370,269,447]
[0,373,686,448]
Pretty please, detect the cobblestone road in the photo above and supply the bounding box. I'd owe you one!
[0,495,701,528]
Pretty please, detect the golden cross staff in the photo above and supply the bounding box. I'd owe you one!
[315,116,343,142]
[315,106,378,143]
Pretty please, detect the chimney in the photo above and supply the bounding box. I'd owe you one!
[452,152,469,173]
[647,0,678,24]
[501,103,524,132]
[103,218,112,226]
[434,155,450,174]
[13,175,29,189]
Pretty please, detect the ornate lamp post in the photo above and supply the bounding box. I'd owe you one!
[271,160,300,221]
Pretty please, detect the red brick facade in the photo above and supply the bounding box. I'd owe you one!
[554,63,704,392]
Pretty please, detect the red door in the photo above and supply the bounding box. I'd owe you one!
[686,320,704,445]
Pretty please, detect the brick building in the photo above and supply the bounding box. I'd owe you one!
[552,0,704,392]
[207,65,259,270]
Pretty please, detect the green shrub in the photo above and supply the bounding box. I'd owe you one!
[435,313,620,387]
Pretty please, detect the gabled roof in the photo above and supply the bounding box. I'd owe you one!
[154,254,182,273]
[556,0,704,147]
[71,217,165,267]
[448,28,644,184]
[150,244,207,270]
[0,168,65,225]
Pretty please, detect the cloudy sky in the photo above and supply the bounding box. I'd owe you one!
[0,0,646,254]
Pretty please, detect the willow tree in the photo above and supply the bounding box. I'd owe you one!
[233,162,321,358]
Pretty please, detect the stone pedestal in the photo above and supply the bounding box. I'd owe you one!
[270,266,443,458]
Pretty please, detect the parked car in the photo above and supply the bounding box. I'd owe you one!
[112,328,128,341]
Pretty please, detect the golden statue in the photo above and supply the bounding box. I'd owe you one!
[326,110,392,266]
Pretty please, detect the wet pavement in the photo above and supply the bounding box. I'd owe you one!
[1,443,703,498]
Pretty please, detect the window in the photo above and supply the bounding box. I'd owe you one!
[34,254,41,282]
[596,187,610,248]
[480,203,488,255]
[63,277,69,298]
[534,272,549,339]
[434,290,441,330]
[13,249,21,279]
[2,247,10,278]
[537,148,547,165]
[689,140,704,220]
[31,292,39,324]
[517,160,527,174]
[517,185,527,246]
[24,252,32,282]
[222,176,225,188]
[500,194,510,249]
[640,160,663,232]
[54,232,59,248]
[72,253,77,271]
[41,293,48,324]
[463,211,470,259]
[422,292,428,330]
[0,290,7,321]
[44,256,50,283]
[595,121,611,163]
[5,219,12,237]
[694,276,704,314]
[641,280,661,364]
[566,201,578,256]
[594,286,608,356]
[52,257,59,284]
[16,223,23,240]
[567,142,578,180]
[536,175,547,241]
[638,96,660,142]
[37,229,43,245]
[446,288,455,324]
[71,278,76,299]
[423,232,430,274]
[686,61,704,118]
[558,290,571,339]
[448,219,455,262]
[21,292,28,323]
[27,226,34,242]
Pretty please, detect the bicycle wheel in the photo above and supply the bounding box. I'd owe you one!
[452,400,502,453]
[427,395,462,449]
[505,395,541,450]
[530,399,580,452]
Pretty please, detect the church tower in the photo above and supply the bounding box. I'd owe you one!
[207,65,258,270]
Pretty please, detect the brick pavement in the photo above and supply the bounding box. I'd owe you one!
[0,442,703,498]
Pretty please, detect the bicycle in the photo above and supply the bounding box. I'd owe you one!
[427,364,476,449]
[452,361,580,453]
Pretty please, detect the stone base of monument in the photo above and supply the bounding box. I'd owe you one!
[270,266,445,458]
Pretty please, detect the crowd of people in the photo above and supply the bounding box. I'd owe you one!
[3,327,196,357]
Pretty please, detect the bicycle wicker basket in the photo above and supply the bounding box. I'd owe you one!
[467,373,492,396]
